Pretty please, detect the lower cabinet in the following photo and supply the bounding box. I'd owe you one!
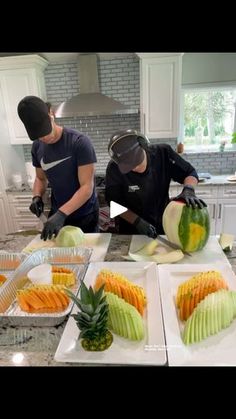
[205,199,236,235]
[169,183,236,236]
[7,192,48,232]
[0,194,11,234]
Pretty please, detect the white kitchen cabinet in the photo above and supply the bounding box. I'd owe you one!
[0,194,12,234]
[7,192,44,231]
[0,55,48,145]
[197,185,236,236]
[137,53,183,139]
[215,199,236,235]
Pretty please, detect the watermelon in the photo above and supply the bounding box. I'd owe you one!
[162,201,210,252]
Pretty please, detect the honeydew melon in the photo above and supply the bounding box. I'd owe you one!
[162,201,210,253]
[136,239,159,256]
[126,249,184,263]
[55,225,85,247]
[182,289,236,345]
[219,233,234,252]
[106,292,144,341]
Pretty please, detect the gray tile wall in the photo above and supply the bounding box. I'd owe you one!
[22,55,236,175]
[182,151,236,175]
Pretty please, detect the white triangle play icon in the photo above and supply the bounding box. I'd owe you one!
[110,201,128,218]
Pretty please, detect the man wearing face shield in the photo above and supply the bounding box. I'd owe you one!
[105,129,206,237]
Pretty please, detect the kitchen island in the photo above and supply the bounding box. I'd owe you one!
[0,233,236,366]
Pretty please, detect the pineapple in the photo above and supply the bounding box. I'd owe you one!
[66,282,113,351]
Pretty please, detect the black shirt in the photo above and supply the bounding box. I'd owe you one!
[105,144,198,234]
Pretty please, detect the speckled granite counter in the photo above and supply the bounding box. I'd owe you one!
[0,233,131,366]
[171,174,236,187]
[0,233,236,366]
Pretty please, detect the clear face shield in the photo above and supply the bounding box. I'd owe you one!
[109,140,140,164]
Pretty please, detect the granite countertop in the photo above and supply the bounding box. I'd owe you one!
[0,233,236,367]
[0,233,131,366]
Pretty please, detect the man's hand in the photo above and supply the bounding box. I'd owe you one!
[40,210,67,241]
[29,196,44,217]
[133,217,157,238]
[172,185,207,209]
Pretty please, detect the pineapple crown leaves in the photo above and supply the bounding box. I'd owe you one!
[66,283,109,339]
[66,283,107,314]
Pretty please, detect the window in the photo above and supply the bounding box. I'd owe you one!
[180,86,236,151]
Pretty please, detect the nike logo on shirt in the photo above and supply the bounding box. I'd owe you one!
[40,156,71,171]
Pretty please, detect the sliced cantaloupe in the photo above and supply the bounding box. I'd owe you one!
[94,269,146,315]
[16,285,70,313]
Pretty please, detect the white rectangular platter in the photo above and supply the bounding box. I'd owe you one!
[129,235,230,265]
[158,263,236,366]
[22,233,112,262]
[54,261,167,365]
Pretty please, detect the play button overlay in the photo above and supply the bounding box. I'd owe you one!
[110,201,128,218]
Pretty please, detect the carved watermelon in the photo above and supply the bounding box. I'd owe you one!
[162,201,210,253]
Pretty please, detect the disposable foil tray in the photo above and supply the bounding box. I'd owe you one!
[0,249,89,326]
[0,252,27,270]
[0,252,28,290]
[38,246,93,264]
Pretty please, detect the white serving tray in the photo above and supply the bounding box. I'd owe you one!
[54,261,167,365]
[158,263,236,366]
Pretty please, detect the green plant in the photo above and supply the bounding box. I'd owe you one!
[231,132,236,144]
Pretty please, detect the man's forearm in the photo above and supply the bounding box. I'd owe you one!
[59,184,93,216]
[33,177,47,197]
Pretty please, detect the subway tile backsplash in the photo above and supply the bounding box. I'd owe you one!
[22,55,236,175]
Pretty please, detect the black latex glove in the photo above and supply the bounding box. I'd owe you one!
[29,196,44,217]
[133,217,157,238]
[172,185,207,209]
[40,210,67,241]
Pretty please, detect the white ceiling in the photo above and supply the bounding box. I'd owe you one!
[0,52,135,63]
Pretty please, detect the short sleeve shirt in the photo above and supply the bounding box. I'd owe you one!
[31,127,97,218]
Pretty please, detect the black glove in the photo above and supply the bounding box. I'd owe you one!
[29,196,44,217]
[133,217,157,238]
[40,210,67,241]
[172,185,207,209]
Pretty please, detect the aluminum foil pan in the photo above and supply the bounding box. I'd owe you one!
[0,252,27,270]
[0,252,28,291]
[38,246,92,264]
[0,250,89,326]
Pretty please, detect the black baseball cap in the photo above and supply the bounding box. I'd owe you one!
[108,130,145,174]
[17,96,52,141]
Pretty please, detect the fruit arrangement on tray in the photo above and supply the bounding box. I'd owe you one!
[176,270,236,345]
[67,269,147,352]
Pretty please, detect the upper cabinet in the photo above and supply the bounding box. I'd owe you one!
[137,53,183,139]
[0,55,48,144]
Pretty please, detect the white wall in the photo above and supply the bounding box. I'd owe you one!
[182,53,236,86]
[0,85,25,188]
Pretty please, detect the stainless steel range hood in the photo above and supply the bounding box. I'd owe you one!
[55,54,138,118]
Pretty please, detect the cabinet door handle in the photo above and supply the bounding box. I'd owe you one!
[143,113,146,135]
[218,203,222,219]
[212,204,216,219]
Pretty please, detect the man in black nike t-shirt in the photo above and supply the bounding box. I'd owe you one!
[17,96,99,240]
[105,129,206,237]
